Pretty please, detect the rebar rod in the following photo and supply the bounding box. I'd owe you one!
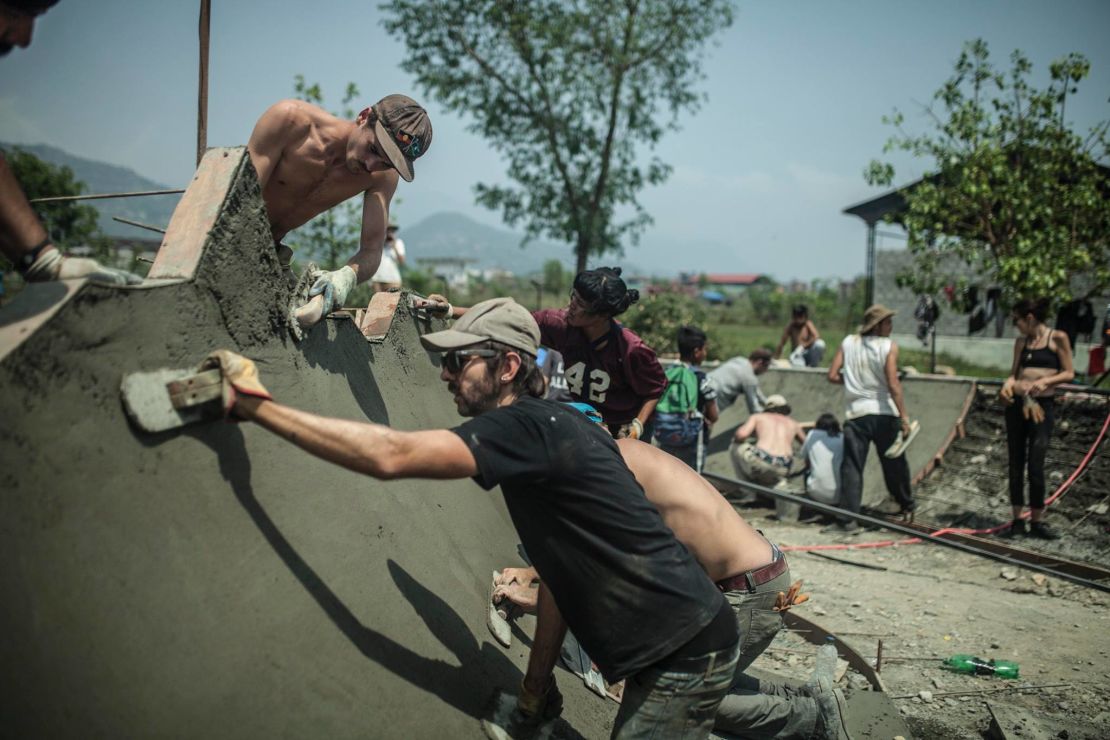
[702,471,1110,593]
[29,189,185,204]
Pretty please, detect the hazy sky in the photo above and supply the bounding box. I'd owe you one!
[2,0,1107,279]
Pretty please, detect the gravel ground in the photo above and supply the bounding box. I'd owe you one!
[745,513,1110,739]
[737,389,1110,738]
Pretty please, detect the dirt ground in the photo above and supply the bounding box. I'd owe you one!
[738,385,1110,740]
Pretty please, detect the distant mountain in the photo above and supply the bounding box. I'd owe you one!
[1,142,180,239]
[402,211,576,275]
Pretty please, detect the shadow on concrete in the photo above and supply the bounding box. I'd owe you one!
[194,425,544,724]
[300,322,391,425]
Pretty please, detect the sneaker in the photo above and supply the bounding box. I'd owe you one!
[813,687,850,740]
[999,519,1027,538]
[1028,521,1060,540]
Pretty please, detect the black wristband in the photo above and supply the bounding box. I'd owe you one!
[17,237,53,274]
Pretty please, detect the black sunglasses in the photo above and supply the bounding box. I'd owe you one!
[441,348,499,374]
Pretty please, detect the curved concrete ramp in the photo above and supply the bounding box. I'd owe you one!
[0,149,611,737]
[704,367,975,507]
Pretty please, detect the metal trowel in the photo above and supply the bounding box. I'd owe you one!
[120,367,225,433]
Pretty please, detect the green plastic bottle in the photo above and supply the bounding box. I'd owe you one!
[942,654,1020,678]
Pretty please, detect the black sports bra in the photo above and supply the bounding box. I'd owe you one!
[1020,336,1061,371]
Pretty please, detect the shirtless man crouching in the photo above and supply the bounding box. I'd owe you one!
[494,435,848,739]
[731,394,805,488]
[247,94,431,328]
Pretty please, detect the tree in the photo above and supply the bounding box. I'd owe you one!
[2,146,109,261]
[865,39,1110,304]
[541,258,569,296]
[382,0,735,273]
[287,75,364,270]
[623,291,707,356]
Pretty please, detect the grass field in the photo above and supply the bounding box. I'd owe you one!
[707,323,1007,379]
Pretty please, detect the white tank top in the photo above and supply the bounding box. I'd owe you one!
[841,334,898,419]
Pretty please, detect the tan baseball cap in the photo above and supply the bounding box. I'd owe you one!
[371,94,432,182]
[764,394,790,411]
[420,298,540,356]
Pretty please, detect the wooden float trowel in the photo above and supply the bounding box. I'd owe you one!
[120,366,226,433]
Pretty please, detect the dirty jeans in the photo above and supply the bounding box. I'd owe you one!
[788,339,827,368]
[713,557,822,738]
[731,443,791,488]
[613,640,740,740]
[839,414,913,514]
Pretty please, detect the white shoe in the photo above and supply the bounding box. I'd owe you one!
[884,420,920,458]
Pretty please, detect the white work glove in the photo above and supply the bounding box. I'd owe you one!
[307,265,357,314]
[23,245,142,285]
[615,418,643,440]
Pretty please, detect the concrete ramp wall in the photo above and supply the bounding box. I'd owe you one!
[704,367,975,507]
[0,149,611,738]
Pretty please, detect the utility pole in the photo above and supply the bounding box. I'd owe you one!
[196,0,212,166]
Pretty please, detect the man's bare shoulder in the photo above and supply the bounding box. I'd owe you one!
[253,99,331,138]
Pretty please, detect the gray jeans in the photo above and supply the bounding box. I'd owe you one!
[613,639,740,740]
[714,558,823,739]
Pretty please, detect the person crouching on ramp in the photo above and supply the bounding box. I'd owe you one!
[205,298,740,739]
[494,433,849,740]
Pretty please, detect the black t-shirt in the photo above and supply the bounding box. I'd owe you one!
[452,396,725,682]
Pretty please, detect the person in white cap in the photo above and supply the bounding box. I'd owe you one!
[730,394,805,488]
[247,94,432,327]
[204,297,740,739]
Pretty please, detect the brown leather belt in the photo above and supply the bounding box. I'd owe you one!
[716,553,789,593]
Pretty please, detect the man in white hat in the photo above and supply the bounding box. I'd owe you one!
[204,297,740,738]
[826,304,916,531]
[730,394,806,488]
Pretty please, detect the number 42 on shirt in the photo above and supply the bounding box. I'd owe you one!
[564,362,611,403]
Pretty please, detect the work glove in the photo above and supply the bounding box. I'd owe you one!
[23,244,142,285]
[516,676,563,724]
[293,265,357,329]
[999,382,1014,404]
[615,418,643,440]
[773,579,810,612]
[202,350,273,418]
[496,567,539,587]
[308,265,357,314]
[1022,395,1045,423]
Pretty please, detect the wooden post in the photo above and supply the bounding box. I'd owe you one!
[196,0,212,166]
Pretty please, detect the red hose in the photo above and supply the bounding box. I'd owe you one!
[781,406,1110,553]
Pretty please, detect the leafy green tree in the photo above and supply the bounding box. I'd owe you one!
[2,146,110,262]
[541,258,569,296]
[382,0,735,273]
[623,291,707,355]
[287,76,364,270]
[865,39,1110,304]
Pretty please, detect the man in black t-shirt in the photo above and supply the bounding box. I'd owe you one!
[215,297,740,739]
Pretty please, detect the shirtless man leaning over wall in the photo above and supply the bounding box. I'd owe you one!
[495,435,849,739]
[247,94,431,328]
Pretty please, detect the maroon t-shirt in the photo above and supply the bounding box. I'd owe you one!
[532,309,667,428]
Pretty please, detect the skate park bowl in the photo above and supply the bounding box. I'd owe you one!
[704,367,976,508]
[0,148,614,738]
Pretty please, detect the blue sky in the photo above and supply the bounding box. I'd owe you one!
[1,0,1107,279]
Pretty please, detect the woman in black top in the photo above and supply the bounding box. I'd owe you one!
[999,298,1074,539]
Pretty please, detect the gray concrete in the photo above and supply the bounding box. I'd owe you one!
[0,149,611,738]
[704,366,975,509]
